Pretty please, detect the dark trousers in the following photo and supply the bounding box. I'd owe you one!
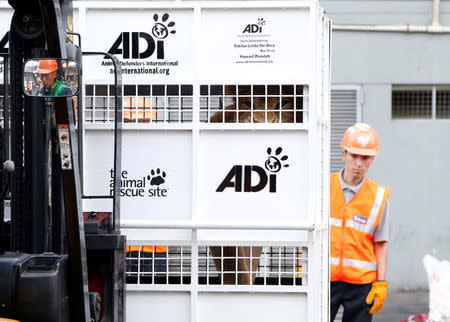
[330,282,373,322]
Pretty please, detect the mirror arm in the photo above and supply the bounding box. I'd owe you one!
[82,52,122,231]
[66,32,81,48]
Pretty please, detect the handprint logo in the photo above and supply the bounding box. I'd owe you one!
[264,147,289,173]
[257,18,266,27]
[152,13,176,39]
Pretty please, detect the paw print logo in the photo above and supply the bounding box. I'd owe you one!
[264,147,289,173]
[147,168,167,186]
[152,13,176,39]
[257,18,266,27]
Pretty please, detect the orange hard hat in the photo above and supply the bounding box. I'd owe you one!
[37,59,58,74]
[341,123,379,156]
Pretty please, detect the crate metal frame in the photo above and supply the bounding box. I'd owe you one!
[80,1,330,321]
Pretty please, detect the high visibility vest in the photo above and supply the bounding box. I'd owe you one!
[38,80,69,96]
[330,172,390,284]
[126,245,167,253]
[50,80,69,96]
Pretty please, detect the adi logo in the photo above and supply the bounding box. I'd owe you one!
[216,147,289,193]
[243,18,266,34]
[107,13,176,60]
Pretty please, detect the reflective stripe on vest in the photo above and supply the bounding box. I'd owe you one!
[330,172,391,284]
[330,257,377,271]
[50,80,68,96]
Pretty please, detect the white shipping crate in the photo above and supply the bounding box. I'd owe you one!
[80,1,330,321]
[0,6,13,86]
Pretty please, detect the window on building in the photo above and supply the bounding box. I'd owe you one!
[436,87,450,119]
[392,85,450,119]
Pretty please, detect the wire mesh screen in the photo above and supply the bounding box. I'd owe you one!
[126,245,192,285]
[436,89,450,119]
[85,84,193,123]
[126,245,306,287]
[392,87,432,119]
[200,246,306,286]
[200,84,308,124]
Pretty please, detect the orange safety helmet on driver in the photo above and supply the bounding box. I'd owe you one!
[37,59,58,74]
[341,123,379,156]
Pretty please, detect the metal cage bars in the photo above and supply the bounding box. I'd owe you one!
[125,245,308,287]
[84,83,309,125]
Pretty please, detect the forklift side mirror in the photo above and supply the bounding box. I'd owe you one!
[23,58,79,97]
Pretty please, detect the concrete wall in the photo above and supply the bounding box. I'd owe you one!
[329,1,450,289]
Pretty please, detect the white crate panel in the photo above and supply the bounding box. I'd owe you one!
[0,9,12,39]
[84,8,195,82]
[198,131,309,214]
[199,8,312,83]
[197,229,309,243]
[83,130,192,222]
[0,8,12,86]
[198,293,307,322]
[126,292,190,322]
[123,228,193,243]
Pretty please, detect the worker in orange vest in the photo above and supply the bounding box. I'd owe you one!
[330,123,391,322]
[126,245,167,273]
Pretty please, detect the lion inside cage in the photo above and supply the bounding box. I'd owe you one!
[208,84,304,285]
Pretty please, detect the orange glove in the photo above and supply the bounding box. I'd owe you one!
[365,280,389,314]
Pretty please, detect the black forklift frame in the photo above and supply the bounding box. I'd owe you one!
[0,1,125,320]
[0,32,10,253]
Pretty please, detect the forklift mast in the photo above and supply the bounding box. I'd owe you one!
[0,1,125,321]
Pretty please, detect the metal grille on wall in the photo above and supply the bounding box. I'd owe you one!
[392,85,450,120]
[392,86,432,119]
[330,87,360,173]
[436,88,450,119]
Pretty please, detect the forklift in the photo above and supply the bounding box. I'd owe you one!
[0,0,126,321]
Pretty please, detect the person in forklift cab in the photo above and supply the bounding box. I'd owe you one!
[36,59,72,97]
[330,123,390,322]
